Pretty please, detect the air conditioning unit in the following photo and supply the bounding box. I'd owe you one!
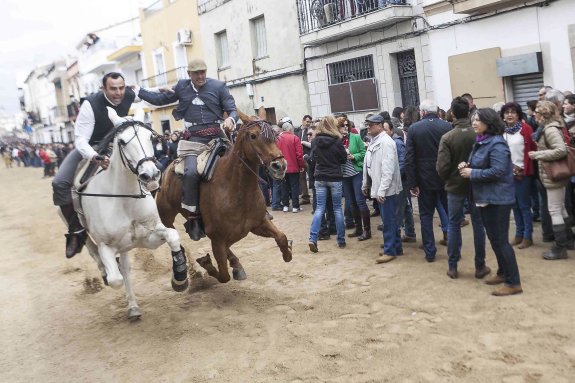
[176,29,193,45]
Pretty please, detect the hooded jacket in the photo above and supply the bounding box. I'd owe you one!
[310,134,347,182]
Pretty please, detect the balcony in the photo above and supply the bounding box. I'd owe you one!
[141,67,188,88]
[51,106,69,124]
[450,0,546,15]
[298,0,413,45]
[197,0,231,15]
[67,102,80,122]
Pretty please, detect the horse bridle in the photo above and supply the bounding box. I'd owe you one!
[116,120,158,176]
[234,120,284,185]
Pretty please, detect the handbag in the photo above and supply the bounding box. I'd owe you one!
[540,129,575,181]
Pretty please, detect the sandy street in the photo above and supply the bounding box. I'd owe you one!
[0,164,574,383]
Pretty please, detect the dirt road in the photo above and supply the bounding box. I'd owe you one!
[1,165,574,382]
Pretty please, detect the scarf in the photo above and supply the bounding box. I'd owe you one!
[476,134,490,143]
[505,121,522,135]
[342,135,349,148]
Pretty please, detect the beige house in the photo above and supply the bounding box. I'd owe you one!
[139,0,204,134]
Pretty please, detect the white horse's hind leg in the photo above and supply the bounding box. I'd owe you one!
[119,253,141,320]
[98,244,123,289]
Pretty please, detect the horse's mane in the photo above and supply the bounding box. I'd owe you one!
[236,120,276,143]
[96,120,155,156]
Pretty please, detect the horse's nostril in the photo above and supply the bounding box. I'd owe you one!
[140,173,150,182]
[271,162,280,170]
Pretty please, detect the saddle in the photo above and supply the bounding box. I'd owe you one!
[174,137,230,181]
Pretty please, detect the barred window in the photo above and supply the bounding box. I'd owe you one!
[327,55,375,85]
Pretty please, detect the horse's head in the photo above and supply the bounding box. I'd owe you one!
[236,120,287,180]
[107,107,161,192]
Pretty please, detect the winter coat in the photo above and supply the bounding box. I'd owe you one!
[468,135,515,206]
[311,134,347,182]
[276,131,305,173]
[362,132,403,199]
[346,133,366,172]
[530,121,569,189]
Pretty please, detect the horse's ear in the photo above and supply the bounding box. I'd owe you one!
[257,106,266,121]
[237,109,253,123]
[107,107,124,127]
[133,107,145,122]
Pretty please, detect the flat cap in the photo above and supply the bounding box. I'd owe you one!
[365,114,384,123]
[188,58,207,72]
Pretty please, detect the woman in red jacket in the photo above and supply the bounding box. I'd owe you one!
[501,102,537,249]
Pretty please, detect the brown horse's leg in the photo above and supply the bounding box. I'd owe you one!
[227,249,247,281]
[196,254,220,279]
[251,220,292,262]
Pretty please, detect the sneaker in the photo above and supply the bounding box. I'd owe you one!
[292,208,299,213]
[283,206,289,212]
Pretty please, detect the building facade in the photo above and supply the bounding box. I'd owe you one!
[423,0,575,110]
[139,0,204,133]
[198,0,310,124]
[298,0,430,127]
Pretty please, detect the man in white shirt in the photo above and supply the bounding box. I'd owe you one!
[52,72,137,258]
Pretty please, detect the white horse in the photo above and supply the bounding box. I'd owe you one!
[77,107,188,319]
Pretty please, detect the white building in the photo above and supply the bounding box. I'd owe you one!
[298,0,430,127]
[198,0,310,123]
[422,0,575,110]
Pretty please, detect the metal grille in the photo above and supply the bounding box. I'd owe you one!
[327,55,374,85]
[397,50,419,107]
[511,73,543,111]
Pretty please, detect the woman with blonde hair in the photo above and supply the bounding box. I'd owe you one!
[528,100,572,260]
[308,116,348,252]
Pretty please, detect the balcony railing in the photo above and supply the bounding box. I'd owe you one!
[142,67,188,88]
[51,106,69,123]
[197,0,232,15]
[297,0,408,35]
[67,102,80,121]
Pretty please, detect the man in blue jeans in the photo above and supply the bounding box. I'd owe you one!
[436,96,490,279]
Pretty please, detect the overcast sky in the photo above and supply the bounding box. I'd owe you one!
[0,0,143,114]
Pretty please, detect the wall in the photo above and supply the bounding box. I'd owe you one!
[426,1,575,109]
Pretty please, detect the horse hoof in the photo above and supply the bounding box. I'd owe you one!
[171,276,189,292]
[288,240,293,251]
[128,307,142,320]
[233,268,247,281]
[102,275,108,286]
[108,278,123,290]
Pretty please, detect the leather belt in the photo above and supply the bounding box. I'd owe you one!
[184,120,223,128]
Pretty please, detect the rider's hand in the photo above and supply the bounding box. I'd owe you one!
[158,87,175,94]
[130,85,141,95]
[92,155,110,170]
[223,117,235,131]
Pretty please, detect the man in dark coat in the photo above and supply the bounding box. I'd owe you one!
[405,99,452,262]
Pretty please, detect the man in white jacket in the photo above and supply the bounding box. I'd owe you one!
[362,114,403,263]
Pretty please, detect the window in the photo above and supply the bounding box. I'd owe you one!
[153,48,166,87]
[327,55,375,85]
[252,16,267,59]
[173,44,188,70]
[326,55,379,113]
[215,31,229,69]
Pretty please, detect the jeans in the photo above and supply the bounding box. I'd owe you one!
[272,179,282,210]
[342,172,369,212]
[512,176,533,239]
[536,178,553,240]
[310,181,345,245]
[403,195,416,238]
[480,204,521,286]
[379,194,401,256]
[531,176,541,219]
[436,194,448,233]
[447,193,486,269]
[282,172,300,209]
[418,189,447,260]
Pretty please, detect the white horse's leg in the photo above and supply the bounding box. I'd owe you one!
[98,244,123,289]
[119,252,141,320]
[85,237,107,284]
[146,225,189,292]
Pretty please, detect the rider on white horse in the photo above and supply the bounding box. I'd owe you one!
[52,72,137,258]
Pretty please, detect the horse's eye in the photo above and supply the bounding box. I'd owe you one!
[250,133,257,140]
[118,139,126,145]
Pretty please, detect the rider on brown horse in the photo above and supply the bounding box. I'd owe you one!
[135,59,238,241]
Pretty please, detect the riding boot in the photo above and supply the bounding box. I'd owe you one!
[543,224,568,260]
[60,204,87,259]
[357,210,372,241]
[184,212,206,241]
[347,209,363,238]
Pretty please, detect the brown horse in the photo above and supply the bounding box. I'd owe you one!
[156,111,292,283]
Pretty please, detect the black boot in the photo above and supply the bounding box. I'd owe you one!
[358,210,372,241]
[347,209,363,238]
[61,204,87,259]
[184,212,205,241]
[543,224,568,260]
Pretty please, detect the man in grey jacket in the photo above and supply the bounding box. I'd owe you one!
[361,114,403,264]
[136,59,238,240]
